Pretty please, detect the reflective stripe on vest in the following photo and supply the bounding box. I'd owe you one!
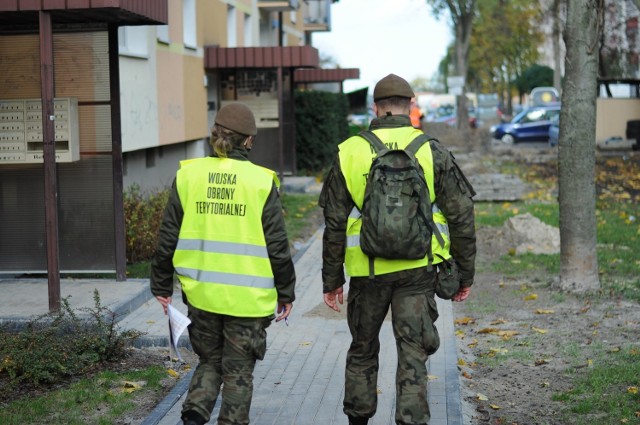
[174,157,278,317]
[339,128,452,277]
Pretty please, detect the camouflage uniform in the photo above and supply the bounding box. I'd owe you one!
[320,114,475,425]
[151,148,296,425]
[183,306,272,424]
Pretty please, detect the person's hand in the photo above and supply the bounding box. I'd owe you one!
[156,296,172,315]
[452,287,471,302]
[323,286,344,312]
[276,302,292,323]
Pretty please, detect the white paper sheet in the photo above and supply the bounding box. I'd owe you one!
[167,304,191,361]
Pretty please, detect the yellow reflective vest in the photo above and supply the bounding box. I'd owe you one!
[173,157,279,317]
[339,127,451,277]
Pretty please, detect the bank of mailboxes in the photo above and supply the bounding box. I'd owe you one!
[0,97,80,163]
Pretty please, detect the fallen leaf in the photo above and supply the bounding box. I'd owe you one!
[167,369,179,378]
[146,320,156,324]
[489,404,501,410]
[121,380,145,393]
[455,317,477,326]
[477,393,488,401]
[532,327,548,334]
[489,348,508,355]
[377,388,382,394]
[458,358,466,366]
[456,330,466,338]
[497,330,519,340]
[628,386,638,394]
[540,381,550,387]
[428,375,439,381]
[535,359,550,366]
[468,338,479,348]
[635,411,640,417]
[524,293,538,301]
[462,371,473,379]
[490,318,507,325]
[535,309,555,314]
[299,341,312,346]
[478,327,500,334]
[608,346,621,353]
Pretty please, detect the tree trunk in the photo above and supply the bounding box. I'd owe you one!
[557,0,603,292]
[455,22,470,139]
[552,0,563,92]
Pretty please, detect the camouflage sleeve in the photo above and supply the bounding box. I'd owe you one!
[318,158,352,293]
[262,183,296,303]
[150,179,183,297]
[431,141,477,287]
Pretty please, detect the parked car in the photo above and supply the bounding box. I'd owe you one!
[432,106,478,128]
[548,115,559,147]
[491,104,561,144]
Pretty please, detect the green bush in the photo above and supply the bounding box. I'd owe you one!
[123,184,169,263]
[295,90,350,175]
[0,290,142,389]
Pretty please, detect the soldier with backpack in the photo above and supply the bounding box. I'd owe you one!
[319,73,476,425]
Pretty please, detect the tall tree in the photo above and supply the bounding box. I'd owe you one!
[426,0,477,136]
[550,0,564,92]
[557,0,604,292]
[468,0,543,113]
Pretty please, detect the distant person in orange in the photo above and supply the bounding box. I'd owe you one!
[410,97,423,129]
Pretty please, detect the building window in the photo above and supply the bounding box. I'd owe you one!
[243,13,252,47]
[227,5,237,48]
[157,25,169,44]
[118,26,149,57]
[183,0,197,49]
[145,148,155,168]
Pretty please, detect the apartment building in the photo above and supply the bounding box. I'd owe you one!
[121,0,351,192]
[0,0,356,282]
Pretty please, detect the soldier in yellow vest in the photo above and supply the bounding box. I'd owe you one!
[150,103,296,425]
[320,74,476,425]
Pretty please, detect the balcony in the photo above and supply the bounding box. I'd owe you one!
[257,0,299,12]
[303,0,332,32]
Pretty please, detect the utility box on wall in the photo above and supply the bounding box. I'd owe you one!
[0,97,80,163]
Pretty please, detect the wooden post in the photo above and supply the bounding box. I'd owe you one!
[39,10,61,312]
[108,24,127,281]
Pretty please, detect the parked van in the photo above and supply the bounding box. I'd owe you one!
[529,87,560,107]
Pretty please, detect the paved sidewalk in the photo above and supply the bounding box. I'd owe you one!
[0,227,463,425]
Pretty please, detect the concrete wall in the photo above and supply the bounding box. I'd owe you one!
[119,29,160,153]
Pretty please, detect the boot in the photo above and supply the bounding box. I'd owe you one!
[181,410,206,425]
[348,415,369,425]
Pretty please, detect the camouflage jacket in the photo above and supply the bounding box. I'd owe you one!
[319,114,476,293]
[150,148,296,304]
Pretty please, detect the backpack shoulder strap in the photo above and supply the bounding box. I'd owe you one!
[407,133,447,250]
[405,133,434,156]
[358,130,387,153]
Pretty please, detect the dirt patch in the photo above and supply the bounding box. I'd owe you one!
[456,267,640,424]
[456,151,640,424]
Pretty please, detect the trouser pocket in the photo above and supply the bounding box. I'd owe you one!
[421,296,440,355]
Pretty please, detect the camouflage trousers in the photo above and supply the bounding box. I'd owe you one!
[344,268,440,425]
[182,304,272,425]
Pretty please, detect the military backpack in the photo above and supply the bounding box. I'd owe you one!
[358,130,444,277]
